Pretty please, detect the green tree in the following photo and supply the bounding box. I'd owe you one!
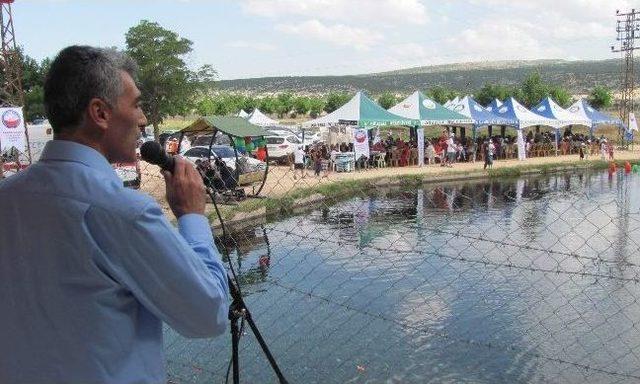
[519,72,549,108]
[308,97,325,118]
[426,86,458,105]
[24,85,45,121]
[11,49,50,121]
[126,20,213,139]
[549,86,572,108]
[474,84,512,106]
[241,96,258,113]
[324,92,350,113]
[258,96,277,114]
[293,96,311,115]
[377,91,397,110]
[195,96,215,116]
[275,92,293,118]
[588,85,613,109]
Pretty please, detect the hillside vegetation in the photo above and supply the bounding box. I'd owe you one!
[217,59,635,95]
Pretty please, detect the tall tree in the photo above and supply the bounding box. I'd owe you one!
[519,72,549,108]
[549,86,572,108]
[474,84,512,106]
[377,91,397,110]
[126,20,213,138]
[426,86,458,105]
[275,92,293,117]
[324,92,351,113]
[588,85,613,109]
[293,96,311,116]
[308,97,325,118]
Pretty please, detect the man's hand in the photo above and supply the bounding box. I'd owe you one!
[162,157,206,218]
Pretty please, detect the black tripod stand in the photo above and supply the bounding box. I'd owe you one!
[227,276,288,384]
[199,166,288,384]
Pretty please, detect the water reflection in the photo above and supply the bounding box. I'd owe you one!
[191,170,640,384]
[216,225,272,289]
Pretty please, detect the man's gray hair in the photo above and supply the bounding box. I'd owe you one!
[44,45,138,134]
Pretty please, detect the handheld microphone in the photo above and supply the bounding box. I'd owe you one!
[140,141,175,172]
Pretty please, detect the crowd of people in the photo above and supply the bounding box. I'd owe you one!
[288,128,619,178]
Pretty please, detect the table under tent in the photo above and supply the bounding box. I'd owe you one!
[177,116,271,200]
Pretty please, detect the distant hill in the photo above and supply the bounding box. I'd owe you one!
[217,59,636,95]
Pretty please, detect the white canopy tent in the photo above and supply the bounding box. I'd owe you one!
[237,109,249,118]
[492,97,560,160]
[532,97,591,128]
[247,108,279,126]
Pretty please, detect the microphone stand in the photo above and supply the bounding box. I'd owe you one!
[201,168,288,384]
[227,277,288,384]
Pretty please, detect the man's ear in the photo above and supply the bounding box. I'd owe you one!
[87,98,111,131]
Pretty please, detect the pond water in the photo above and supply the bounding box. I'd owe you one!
[166,170,640,384]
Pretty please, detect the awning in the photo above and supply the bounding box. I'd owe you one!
[181,116,271,137]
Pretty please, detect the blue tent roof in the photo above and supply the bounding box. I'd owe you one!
[449,96,516,127]
[485,99,503,113]
[494,97,559,129]
[567,99,622,128]
[532,97,591,128]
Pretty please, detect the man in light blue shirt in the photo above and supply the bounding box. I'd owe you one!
[0,46,229,383]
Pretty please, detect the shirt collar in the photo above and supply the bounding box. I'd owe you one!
[39,140,122,183]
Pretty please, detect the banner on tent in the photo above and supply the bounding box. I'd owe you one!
[353,128,370,161]
[0,107,26,152]
[417,128,424,166]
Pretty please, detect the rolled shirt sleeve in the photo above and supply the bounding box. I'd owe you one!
[86,202,229,338]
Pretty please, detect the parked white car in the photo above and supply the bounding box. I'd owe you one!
[265,134,301,162]
[183,145,266,173]
[299,131,322,146]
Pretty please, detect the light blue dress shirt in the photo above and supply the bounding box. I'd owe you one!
[0,140,229,384]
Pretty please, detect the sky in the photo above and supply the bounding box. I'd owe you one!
[13,0,633,80]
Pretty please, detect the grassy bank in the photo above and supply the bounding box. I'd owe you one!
[210,158,640,229]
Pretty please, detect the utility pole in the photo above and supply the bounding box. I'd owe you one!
[0,0,30,178]
[611,8,640,149]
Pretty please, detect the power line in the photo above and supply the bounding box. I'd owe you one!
[611,8,640,149]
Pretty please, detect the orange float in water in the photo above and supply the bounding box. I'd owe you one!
[609,162,617,174]
[625,161,632,173]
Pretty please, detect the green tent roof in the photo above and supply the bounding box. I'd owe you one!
[388,91,472,126]
[180,116,271,137]
[357,92,420,127]
[302,91,419,128]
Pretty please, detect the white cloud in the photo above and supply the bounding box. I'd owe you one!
[451,21,564,62]
[276,20,383,51]
[240,0,428,25]
[225,40,277,51]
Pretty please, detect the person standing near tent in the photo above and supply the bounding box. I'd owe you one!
[446,133,456,167]
[426,140,436,165]
[293,145,306,179]
[484,140,495,170]
[600,139,607,160]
